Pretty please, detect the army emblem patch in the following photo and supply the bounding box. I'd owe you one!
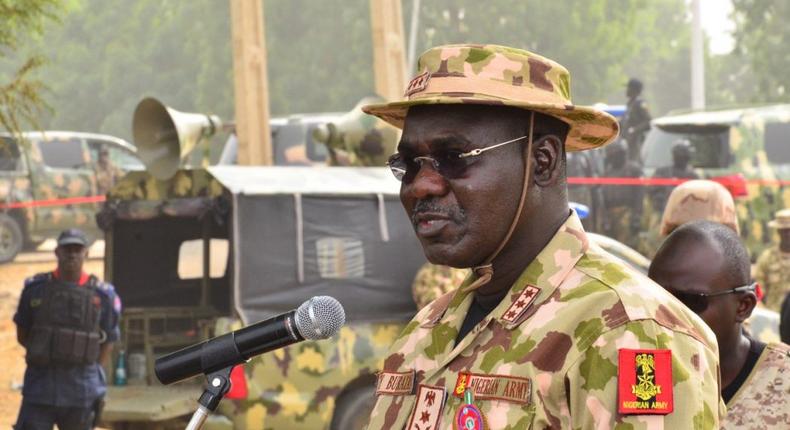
[407,384,446,430]
[376,370,415,396]
[618,349,673,414]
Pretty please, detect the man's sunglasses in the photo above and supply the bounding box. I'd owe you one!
[386,135,529,183]
[666,283,757,314]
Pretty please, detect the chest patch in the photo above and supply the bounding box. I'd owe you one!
[618,349,674,415]
[453,372,531,405]
[407,384,446,430]
[501,285,541,325]
[376,370,415,396]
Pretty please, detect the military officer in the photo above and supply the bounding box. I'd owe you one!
[363,44,722,429]
[755,209,790,311]
[649,221,790,429]
[13,228,121,430]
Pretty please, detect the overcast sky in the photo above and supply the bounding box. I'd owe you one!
[699,0,735,55]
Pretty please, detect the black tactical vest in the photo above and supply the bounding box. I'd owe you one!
[26,275,103,366]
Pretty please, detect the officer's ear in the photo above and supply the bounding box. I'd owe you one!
[735,291,757,323]
[531,135,563,187]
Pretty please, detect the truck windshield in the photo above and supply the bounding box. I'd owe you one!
[643,125,731,169]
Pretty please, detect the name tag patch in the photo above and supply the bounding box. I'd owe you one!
[453,372,531,405]
[407,384,446,430]
[376,370,415,396]
[618,349,674,415]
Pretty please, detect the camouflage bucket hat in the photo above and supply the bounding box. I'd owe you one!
[362,44,619,151]
[768,209,790,229]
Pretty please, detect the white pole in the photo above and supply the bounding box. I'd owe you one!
[691,0,705,110]
[407,0,421,74]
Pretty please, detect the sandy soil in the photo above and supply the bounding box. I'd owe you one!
[0,242,103,427]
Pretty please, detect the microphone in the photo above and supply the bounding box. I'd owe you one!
[154,296,345,385]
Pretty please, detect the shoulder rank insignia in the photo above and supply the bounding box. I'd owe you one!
[618,349,673,414]
[407,384,446,430]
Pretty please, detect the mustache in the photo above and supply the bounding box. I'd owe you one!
[410,199,466,224]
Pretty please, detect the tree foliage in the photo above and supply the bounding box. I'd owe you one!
[729,0,790,103]
[0,0,60,134]
[2,0,708,141]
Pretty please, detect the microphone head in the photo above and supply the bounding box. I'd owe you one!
[294,296,346,340]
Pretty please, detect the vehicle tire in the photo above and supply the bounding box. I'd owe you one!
[330,384,376,430]
[0,213,23,263]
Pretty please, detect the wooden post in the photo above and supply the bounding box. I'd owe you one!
[230,0,273,165]
[369,0,408,101]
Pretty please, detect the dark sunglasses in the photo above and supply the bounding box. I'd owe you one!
[386,135,529,183]
[666,283,757,314]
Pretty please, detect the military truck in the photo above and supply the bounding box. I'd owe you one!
[0,131,143,263]
[98,166,426,429]
[639,104,790,256]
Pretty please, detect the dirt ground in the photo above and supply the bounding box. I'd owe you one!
[0,241,104,427]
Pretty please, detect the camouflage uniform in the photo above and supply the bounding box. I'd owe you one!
[363,44,721,429]
[368,213,723,429]
[754,247,790,311]
[412,263,469,310]
[720,343,790,429]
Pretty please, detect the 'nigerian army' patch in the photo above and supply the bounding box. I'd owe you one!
[618,349,673,415]
[453,372,531,405]
[376,370,415,396]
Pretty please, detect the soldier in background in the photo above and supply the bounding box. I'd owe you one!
[95,147,123,194]
[602,140,643,248]
[621,78,651,163]
[755,209,790,311]
[649,221,790,429]
[649,139,698,212]
[13,228,121,430]
[364,44,722,429]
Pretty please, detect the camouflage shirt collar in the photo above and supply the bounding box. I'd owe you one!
[435,210,588,329]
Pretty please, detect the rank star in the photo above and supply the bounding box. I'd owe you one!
[420,410,431,423]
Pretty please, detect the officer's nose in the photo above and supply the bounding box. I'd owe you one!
[404,161,449,200]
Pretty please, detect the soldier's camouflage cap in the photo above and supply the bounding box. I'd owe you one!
[362,44,619,151]
[660,179,739,236]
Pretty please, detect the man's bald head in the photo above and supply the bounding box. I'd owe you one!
[649,220,755,347]
[653,220,750,289]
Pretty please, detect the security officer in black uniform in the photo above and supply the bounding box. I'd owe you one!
[621,77,652,163]
[13,229,121,430]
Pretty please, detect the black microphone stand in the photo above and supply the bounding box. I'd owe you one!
[185,365,234,430]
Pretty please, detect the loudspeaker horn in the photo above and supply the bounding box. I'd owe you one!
[132,97,223,180]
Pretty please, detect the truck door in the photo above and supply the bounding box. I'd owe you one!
[28,136,98,237]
